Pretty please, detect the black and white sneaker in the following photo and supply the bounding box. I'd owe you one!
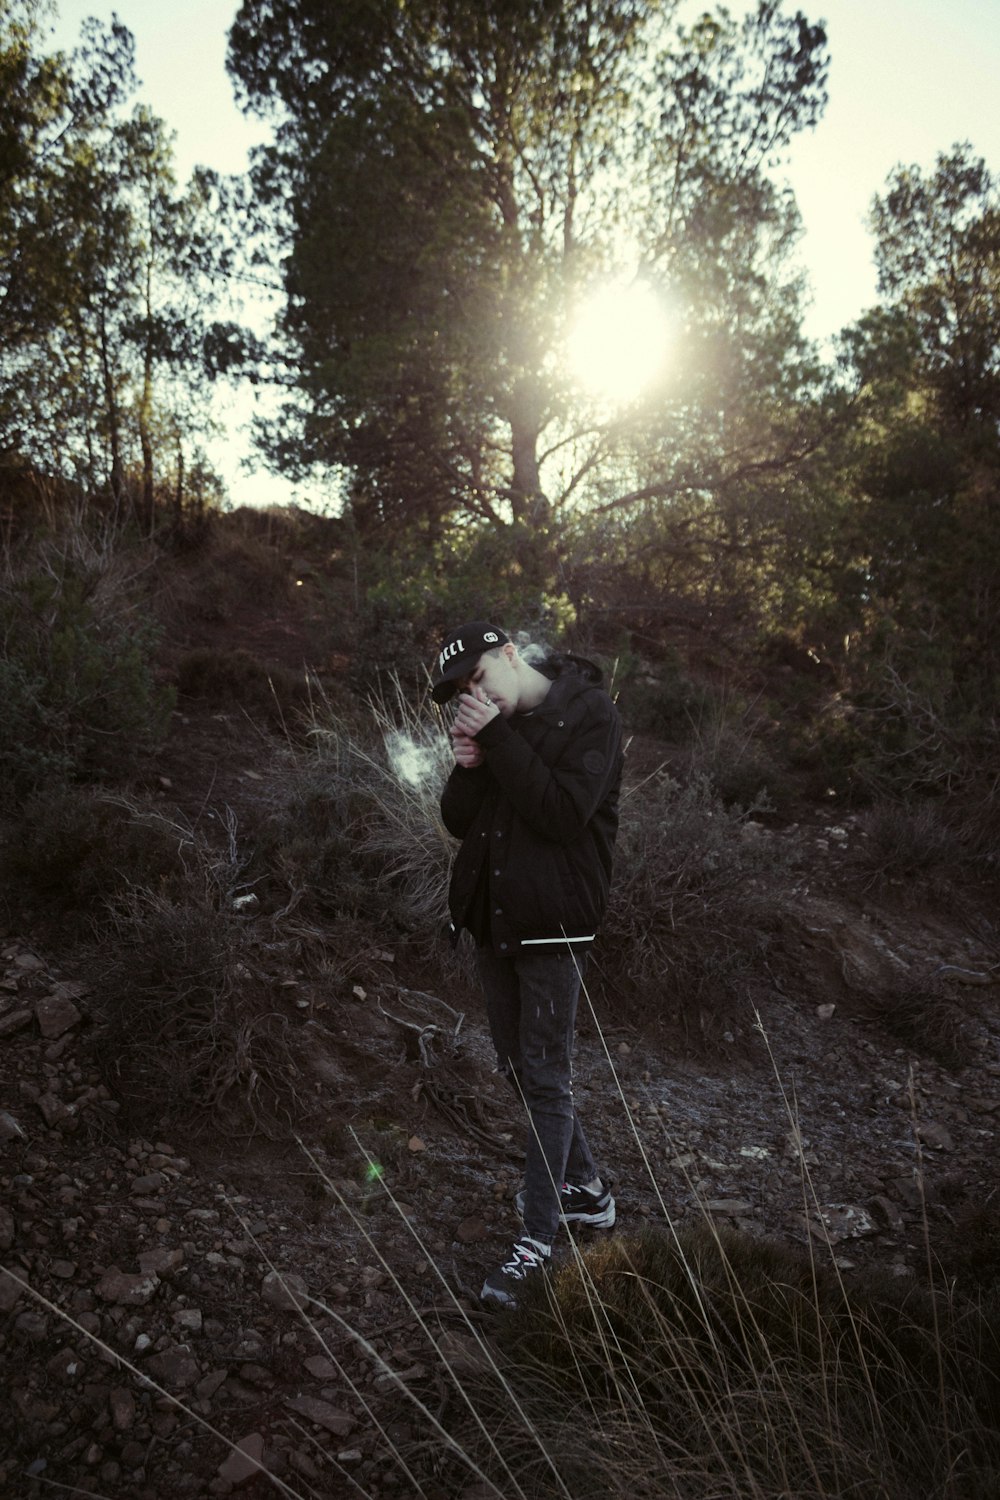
[515,1179,616,1229]
[480,1237,551,1309]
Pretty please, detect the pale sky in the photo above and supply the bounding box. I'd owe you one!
[46,0,1000,509]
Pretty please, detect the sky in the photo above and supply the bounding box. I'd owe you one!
[45,0,1000,510]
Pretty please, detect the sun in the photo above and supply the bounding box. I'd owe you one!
[565,278,672,405]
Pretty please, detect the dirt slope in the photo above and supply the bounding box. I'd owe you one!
[2,563,999,1498]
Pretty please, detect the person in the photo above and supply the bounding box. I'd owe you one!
[431,621,624,1308]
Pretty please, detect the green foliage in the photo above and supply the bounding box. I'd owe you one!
[229,0,829,567]
[0,556,174,801]
[0,4,239,517]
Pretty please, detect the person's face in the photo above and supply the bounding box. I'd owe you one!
[459,645,519,716]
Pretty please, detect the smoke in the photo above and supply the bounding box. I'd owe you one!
[516,635,548,666]
[386,730,440,790]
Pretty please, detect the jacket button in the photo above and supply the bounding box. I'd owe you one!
[494,907,502,916]
[494,868,501,876]
[558,719,565,727]
[499,942,508,951]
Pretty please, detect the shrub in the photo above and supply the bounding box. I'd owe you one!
[263,676,456,941]
[88,887,305,1136]
[0,788,191,927]
[868,978,976,1068]
[600,772,793,1038]
[441,1223,1000,1500]
[176,646,313,728]
[0,556,173,802]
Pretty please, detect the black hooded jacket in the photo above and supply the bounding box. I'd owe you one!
[439,655,624,954]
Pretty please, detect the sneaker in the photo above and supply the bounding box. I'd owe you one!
[515,1179,616,1229]
[480,1237,551,1309]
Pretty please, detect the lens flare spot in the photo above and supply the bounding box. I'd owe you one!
[566,278,672,405]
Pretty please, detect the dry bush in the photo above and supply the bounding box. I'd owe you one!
[264,676,456,942]
[176,645,313,728]
[852,799,970,889]
[600,772,794,1038]
[444,1224,1000,1500]
[154,520,291,628]
[867,978,976,1068]
[87,886,306,1137]
[0,787,192,930]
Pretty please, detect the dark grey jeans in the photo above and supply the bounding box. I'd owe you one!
[476,946,598,1244]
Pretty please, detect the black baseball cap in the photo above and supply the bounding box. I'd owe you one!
[431,622,510,703]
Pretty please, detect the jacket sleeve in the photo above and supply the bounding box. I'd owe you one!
[440,763,491,839]
[474,693,621,844]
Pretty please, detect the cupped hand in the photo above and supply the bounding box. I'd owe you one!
[453,686,499,738]
[450,728,484,768]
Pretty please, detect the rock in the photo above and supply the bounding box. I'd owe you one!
[816,1003,836,1021]
[869,1195,905,1232]
[705,1199,755,1216]
[218,1433,266,1488]
[109,1388,136,1431]
[0,1266,26,1312]
[138,1247,185,1277]
[284,1394,355,1437]
[0,1110,25,1141]
[433,1332,492,1377]
[96,1267,161,1306]
[455,1216,488,1244]
[130,1172,168,1195]
[303,1355,337,1380]
[816,1204,876,1241]
[35,993,82,1039]
[173,1308,203,1333]
[916,1121,954,1152]
[195,1369,229,1402]
[0,1008,32,1037]
[261,1270,310,1311]
[145,1346,201,1390]
[0,1207,14,1250]
[37,1093,70,1128]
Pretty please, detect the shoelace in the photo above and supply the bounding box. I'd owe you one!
[502,1240,548,1278]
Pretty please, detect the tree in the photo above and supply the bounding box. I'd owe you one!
[1,4,241,526]
[228,0,828,598]
[820,144,1000,791]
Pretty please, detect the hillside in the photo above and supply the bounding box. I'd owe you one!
[1,512,999,1498]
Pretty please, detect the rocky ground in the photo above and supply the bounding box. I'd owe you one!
[2,579,999,1498]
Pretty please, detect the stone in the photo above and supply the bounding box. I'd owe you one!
[218,1433,266,1487]
[916,1121,954,1152]
[138,1247,185,1277]
[261,1270,310,1311]
[0,1110,25,1141]
[455,1216,488,1244]
[195,1369,229,1402]
[0,1207,14,1250]
[869,1194,905,1232]
[174,1308,203,1333]
[0,1267,26,1312]
[303,1355,337,1380]
[35,994,82,1039]
[145,1346,201,1389]
[96,1267,161,1306]
[110,1388,137,1431]
[284,1394,354,1437]
[130,1172,168,1195]
[0,1008,32,1037]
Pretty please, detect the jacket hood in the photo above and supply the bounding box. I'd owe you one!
[541,652,605,688]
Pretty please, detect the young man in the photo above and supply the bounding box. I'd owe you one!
[432,621,624,1308]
